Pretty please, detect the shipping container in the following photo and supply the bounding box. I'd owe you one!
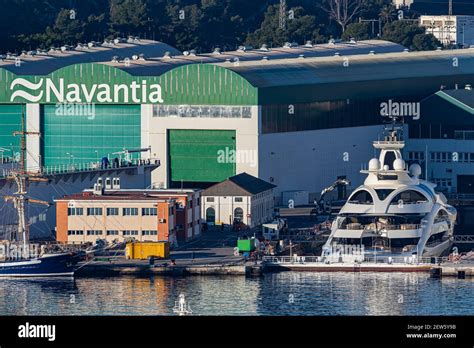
[126,242,170,260]
[237,239,255,252]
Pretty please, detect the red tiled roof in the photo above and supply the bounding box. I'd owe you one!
[55,189,198,201]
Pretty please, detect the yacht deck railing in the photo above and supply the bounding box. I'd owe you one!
[339,223,422,231]
[263,255,448,265]
[0,159,160,179]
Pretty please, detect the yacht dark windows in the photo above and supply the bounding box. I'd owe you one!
[383,151,397,169]
[390,190,429,205]
[374,189,394,200]
[348,190,374,204]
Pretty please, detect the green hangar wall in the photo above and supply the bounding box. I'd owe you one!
[0,104,22,158]
[0,63,258,182]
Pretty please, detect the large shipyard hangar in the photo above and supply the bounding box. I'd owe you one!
[1,38,474,205]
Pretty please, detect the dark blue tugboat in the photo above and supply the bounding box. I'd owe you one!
[0,252,76,277]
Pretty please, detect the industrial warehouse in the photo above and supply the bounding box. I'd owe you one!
[1,37,474,239]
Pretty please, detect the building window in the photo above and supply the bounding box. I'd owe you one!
[428,151,474,163]
[153,104,252,119]
[87,208,103,216]
[206,197,214,202]
[142,208,157,216]
[68,230,84,235]
[234,197,243,202]
[234,207,244,222]
[433,178,453,188]
[106,208,119,216]
[206,207,216,224]
[407,151,425,162]
[68,207,83,216]
[189,199,193,208]
[106,230,119,236]
[86,230,103,235]
[142,230,157,236]
[112,177,120,189]
[123,230,139,236]
[123,208,139,216]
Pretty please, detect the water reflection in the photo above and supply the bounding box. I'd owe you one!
[0,273,472,316]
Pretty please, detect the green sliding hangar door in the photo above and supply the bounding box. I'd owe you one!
[0,104,22,161]
[41,104,141,166]
[168,129,236,185]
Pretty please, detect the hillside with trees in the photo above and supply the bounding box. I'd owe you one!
[0,0,441,54]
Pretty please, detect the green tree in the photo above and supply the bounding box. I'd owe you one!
[18,9,87,48]
[382,21,441,51]
[412,33,441,51]
[161,3,202,51]
[342,22,371,41]
[358,0,391,20]
[109,0,151,37]
[245,5,323,48]
[379,4,397,24]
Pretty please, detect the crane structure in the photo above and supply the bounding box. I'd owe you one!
[279,0,287,30]
[314,178,351,216]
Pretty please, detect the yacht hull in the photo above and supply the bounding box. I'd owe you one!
[422,238,453,258]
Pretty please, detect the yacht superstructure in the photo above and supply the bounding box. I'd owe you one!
[322,121,457,262]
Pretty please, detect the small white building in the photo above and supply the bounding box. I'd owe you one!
[420,15,474,47]
[201,173,275,228]
[393,0,414,8]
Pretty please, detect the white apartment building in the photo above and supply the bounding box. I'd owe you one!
[420,15,474,47]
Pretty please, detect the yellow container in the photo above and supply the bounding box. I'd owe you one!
[125,242,170,260]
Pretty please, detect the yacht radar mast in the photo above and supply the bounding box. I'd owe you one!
[381,114,405,143]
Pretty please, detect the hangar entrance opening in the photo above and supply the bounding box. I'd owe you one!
[41,105,141,167]
[168,129,236,189]
[458,175,474,193]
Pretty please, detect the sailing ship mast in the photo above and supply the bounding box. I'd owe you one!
[4,105,49,256]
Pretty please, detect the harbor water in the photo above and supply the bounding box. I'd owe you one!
[0,272,472,316]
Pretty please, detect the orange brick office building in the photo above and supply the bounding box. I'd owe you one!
[55,188,201,245]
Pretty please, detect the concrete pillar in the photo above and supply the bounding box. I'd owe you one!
[26,103,41,172]
[141,104,151,159]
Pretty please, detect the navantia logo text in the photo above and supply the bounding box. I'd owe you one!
[10,78,164,103]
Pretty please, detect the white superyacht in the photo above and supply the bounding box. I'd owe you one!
[322,120,457,263]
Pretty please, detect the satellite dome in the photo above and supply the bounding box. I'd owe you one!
[409,163,422,177]
[393,158,405,171]
[383,165,389,171]
[368,158,380,171]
